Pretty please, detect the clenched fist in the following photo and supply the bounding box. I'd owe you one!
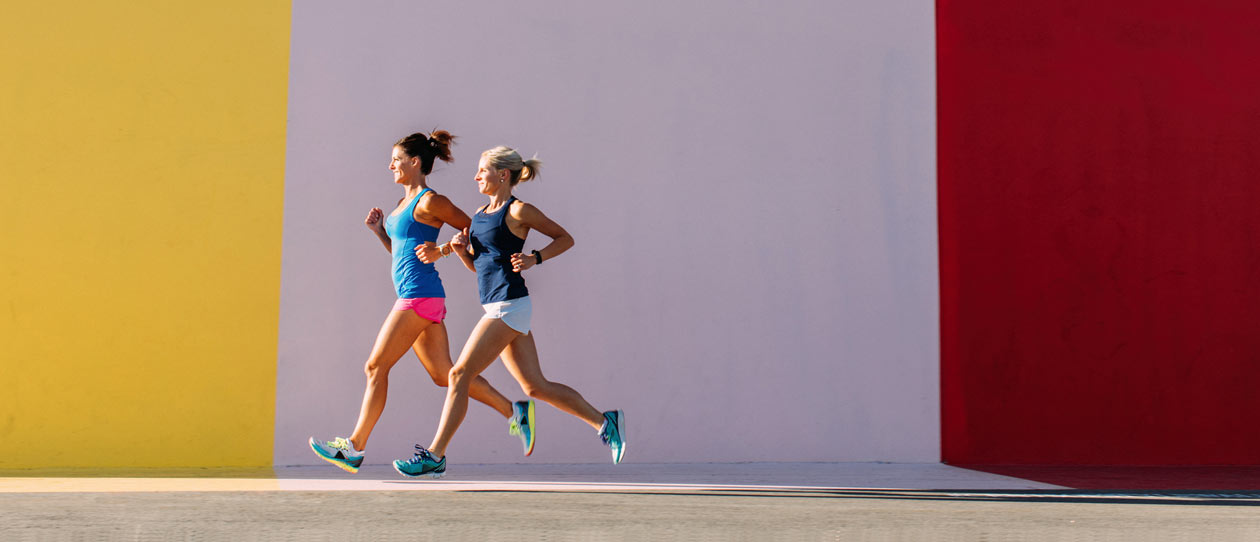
[365,207,386,234]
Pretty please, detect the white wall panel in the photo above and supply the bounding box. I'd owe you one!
[277,0,938,466]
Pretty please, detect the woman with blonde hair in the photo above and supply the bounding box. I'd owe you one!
[393,146,624,478]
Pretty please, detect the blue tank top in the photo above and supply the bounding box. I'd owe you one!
[384,188,444,298]
[471,197,529,303]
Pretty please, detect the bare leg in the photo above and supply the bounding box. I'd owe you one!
[412,321,514,418]
[348,309,432,451]
[427,317,520,458]
[501,331,604,429]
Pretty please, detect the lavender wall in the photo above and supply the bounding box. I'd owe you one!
[276,0,938,465]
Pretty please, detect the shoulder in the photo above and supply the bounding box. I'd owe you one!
[509,199,540,219]
[419,191,468,218]
[417,190,447,210]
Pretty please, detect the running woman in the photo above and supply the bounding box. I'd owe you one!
[309,133,534,473]
[393,146,624,478]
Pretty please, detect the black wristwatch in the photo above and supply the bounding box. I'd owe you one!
[532,250,543,265]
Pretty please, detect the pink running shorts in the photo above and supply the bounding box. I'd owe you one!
[392,297,447,323]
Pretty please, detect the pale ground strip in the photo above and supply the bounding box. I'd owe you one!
[0,462,1063,493]
[7,464,1260,540]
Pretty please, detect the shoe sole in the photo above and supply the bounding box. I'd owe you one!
[524,400,536,457]
[392,461,445,479]
[309,438,360,474]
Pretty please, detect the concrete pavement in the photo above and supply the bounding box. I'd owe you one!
[4,463,1260,540]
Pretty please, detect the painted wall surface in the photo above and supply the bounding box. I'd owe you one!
[0,3,291,467]
[939,2,1260,464]
[277,1,939,465]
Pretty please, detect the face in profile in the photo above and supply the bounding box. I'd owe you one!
[475,156,503,195]
[390,146,418,184]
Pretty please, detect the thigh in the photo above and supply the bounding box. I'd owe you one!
[453,316,521,378]
[412,321,454,375]
[368,307,432,370]
[499,331,546,386]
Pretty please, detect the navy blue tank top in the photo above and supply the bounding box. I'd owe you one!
[470,197,529,303]
[384,188,444,298]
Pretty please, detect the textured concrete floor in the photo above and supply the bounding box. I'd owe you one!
[6,489,1260,541]
[4,463,1260,540]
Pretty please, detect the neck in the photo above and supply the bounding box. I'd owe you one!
[486,186,514,210]
[404,177,429,198]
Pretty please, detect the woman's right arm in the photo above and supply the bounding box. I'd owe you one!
[365,207,391,253]
[449,227,477,272]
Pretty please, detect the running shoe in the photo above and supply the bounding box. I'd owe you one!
[598,410,625,464]
[308,436,364,473]
[508,399,536,456]
[393,445,446,479]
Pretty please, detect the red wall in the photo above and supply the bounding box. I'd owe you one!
[939,1,1260,464]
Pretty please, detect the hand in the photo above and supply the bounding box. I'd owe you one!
[415,241,441,263]
[510,252,536,273]
[451,228,470,251]
[365,207,385,233]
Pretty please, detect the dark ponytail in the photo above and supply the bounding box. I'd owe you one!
[394,130,456,174]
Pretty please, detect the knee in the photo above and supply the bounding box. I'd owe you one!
[364,358,390,382]
[429,370,449,388]
[448,365,472,389]
[520,379,549,399]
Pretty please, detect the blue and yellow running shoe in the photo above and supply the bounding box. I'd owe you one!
[308,436,364,473]
[393,445,446,479]
[508,399,536,456]
[598,410,625,464]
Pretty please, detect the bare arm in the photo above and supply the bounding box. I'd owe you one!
[508,201,574,273]
[446,205,485,272]
[365,207,391,253]
[449,227,477,272]
[419,193,472,232]
[415,194,476,271]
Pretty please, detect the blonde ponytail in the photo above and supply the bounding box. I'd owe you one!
[519,158,542,182]
[482,146,542,185]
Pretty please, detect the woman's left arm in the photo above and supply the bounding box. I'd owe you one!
[415,193,474,266]
[509,202,574,272]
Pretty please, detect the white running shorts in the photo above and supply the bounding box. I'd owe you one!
[481,296,532,334]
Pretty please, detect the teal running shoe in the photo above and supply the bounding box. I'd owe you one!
[309,436,364,473]
[393,445,446,479]
[598,410,625,464]
[508,399,536,456]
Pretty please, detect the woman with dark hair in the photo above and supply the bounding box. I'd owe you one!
[393,146,624,478]
[309,133,531,473]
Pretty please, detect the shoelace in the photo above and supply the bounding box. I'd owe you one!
[508,419,521,436]
[599,415,621,445]
[330,437,352,451]
[406,445,434,464]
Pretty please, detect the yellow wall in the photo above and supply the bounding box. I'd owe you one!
[0,2,290,468]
